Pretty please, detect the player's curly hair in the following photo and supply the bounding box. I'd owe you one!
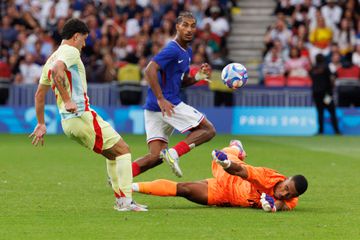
[176,11,196,24]
[292,175,308,196]
[61,18,90,40]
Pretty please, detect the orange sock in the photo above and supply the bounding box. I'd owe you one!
[138,179,177,196]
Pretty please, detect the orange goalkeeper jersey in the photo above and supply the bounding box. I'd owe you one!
[210,147,298,209]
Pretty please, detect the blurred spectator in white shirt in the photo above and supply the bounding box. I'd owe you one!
[16,53,42,85]
[201,6,229,39]
[321,0,342,32]
[264,19,292,49]
[263,47,286,76]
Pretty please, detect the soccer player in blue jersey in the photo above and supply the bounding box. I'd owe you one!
[131,11,216,178]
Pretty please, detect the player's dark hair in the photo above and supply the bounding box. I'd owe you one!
[176,11,196,24]
[61,18,90,40]
[292,175,308,196]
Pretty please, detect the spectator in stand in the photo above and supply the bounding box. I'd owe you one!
[32,40,47,66]
[296,40,310,61]
[291,4,310,28]
[0,15,18,48]
[290,24,308,47]
[329,51,343,74]
[334,18,356,56]
[309,15,333,63]
[113,34,131,61]
[150,0,168,29]
[165,0,184,17]
[300,0,317,25]
[185,0,204,26]
[264,19,292,51]
[158,19,175,45]
[272,39,289,61]
[352,43,360,67]
[263,47,286,77]
[16,53,42,85]
[8,52,21,81]
[201,6,230,50]
[95,52,117,83]
[321,0,342,32]
[336,55,360,80]
[285,47,311,78]
[83,15,101,56]
[335,55,360,107]
[123,0,144,19]
[274,0,295,17]
[0,57,12,105]
[51,18,66,46]
[310,54,340,135]
[125,12,142,38]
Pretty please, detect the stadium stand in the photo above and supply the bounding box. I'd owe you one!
[1,0,359,108]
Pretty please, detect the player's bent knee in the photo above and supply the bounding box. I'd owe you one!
[207,125,216,139]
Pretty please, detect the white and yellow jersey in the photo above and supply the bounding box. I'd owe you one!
[39,44,90,120]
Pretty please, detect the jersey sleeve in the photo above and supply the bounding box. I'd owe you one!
[244,165,286,190]
[57,46,80,69]
[152,46,177,70]
[39,68,51,86]
[284,197,298,210]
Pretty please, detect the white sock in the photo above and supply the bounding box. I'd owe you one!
[116,153,133,198]
[106,159,120,194]
[132,183,139,192]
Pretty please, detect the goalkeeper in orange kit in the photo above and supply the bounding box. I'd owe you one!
[132,140,308,212]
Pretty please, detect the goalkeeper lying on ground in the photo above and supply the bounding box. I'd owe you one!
[132,140,308,212]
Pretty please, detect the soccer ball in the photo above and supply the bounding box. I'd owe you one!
[221,63,248,89]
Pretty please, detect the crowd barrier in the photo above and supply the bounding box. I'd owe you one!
[0,105,359,135]
[6,84,313,108]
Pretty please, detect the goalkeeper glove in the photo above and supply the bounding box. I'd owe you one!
[260,193,277,212]
[211,150,231,169]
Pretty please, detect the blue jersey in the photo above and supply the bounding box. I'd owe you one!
[144,40,192,111]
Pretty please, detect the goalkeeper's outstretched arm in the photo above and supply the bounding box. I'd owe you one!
[212,150,248,178]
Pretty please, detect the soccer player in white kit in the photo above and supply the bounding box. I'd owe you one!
[30,18,146,211]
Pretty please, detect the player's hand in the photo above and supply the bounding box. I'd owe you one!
[260,193,277,212]
[29,123,47,146]
[157,98,175,117]
[64,101,77,113]
[212,150,231,169]
[195,63,212,82]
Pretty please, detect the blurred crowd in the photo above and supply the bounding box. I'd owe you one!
[0,0,234,90]
[262,0,360,82]
[262,0,360,90]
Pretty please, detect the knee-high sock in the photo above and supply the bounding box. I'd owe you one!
[116,153,133,198]
[137,179,177,196]
[106,159,120,196]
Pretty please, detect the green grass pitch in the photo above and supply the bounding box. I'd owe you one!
[1,134,359,239]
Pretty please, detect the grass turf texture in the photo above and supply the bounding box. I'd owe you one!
[0,134,359,239]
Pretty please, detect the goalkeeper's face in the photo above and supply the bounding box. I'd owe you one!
[274,179,298,200]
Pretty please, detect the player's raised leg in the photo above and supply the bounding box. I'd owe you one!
[132,140,168,177]
[133,179,208,205]
[161,118,216,176]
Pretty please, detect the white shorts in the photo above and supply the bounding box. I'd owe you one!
[144,102,205,143]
